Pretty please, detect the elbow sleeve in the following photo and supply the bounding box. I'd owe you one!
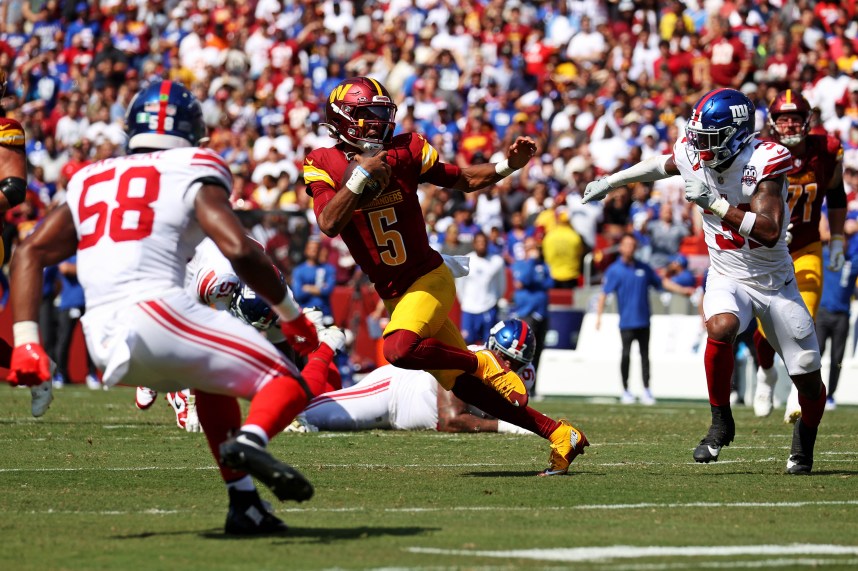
[0,176,27,207]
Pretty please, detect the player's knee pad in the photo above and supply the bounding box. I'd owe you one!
[786,349,821,376]
[382,329,421,367]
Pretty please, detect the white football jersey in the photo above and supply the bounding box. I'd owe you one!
[673,137,793,289]
[184,237,239,309]
[66,147,232,309]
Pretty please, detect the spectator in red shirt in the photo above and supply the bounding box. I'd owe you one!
[703,17,752,89]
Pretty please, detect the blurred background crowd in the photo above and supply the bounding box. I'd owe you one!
[2,0,858,373]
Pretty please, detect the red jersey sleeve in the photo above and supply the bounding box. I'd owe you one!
[0,117,25,148]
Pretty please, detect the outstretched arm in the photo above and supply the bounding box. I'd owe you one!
[583,155,679,203]
[437,386,499,433]
[449,137,538,193]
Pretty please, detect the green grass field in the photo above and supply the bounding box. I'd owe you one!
[1,386,857,570]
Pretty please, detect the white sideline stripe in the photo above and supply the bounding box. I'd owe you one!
[405,544,858,563]
[607,557,858,570]
[3,457,858,473]
[7,501,858,517]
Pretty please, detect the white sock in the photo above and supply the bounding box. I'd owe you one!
[239,424,269,446]
[226,475,256,492]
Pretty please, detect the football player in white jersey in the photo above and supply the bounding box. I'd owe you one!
[298,319,539,434]
[5,81,332,534]
[135,237,241,427]
[583,88,827,475]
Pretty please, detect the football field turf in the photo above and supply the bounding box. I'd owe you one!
[2,386,857,570]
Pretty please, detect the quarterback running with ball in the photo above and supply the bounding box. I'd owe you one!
[583,88,827,474]
[303,76,588,476]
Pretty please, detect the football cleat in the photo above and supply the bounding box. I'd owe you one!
[620,390,636,405]
[30,380,54,418]
[786,419,816,475]
[693,405,735,463]
[474,349,528,407]
[136,387,158,410]
[640,389,656,406]
[219,431,314,502]
[167,390,201,432]
[753,366,777,418]
[224,488,288,535]
[825,397,836,411]
[538,419,589,476]
[85,374,102,391]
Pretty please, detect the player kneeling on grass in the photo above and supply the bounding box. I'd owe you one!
[5,81,342,535]
[292,319,590,476]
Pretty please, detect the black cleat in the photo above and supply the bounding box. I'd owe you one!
[786,419,816,475]
[219,432,314,502]
[693,405,735,463]
[225,489,288,535]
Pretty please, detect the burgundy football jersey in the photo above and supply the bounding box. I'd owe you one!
[304,133,460,298]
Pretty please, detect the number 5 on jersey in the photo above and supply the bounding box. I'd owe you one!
[78,166,161,250]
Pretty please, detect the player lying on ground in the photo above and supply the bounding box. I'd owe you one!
[295,319,589,476]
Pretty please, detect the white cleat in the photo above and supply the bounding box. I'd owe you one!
[30,381,54,418]
[753,366,777,418]
[640,389,656,406]
[85,374,102,390]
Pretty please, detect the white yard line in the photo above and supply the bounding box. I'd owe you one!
[6,500,858,516]
[405,544,858,563]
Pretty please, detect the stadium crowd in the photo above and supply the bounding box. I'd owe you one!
[1,0,858,360]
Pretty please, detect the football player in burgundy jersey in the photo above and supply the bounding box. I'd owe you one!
[584,89,827,474]
[751,90,848,422]
[0,71,53,417]
[6,81,329,534]
[305,77,589,476]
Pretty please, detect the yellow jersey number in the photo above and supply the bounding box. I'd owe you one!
[367,207,407,266]
[787,182,817,224]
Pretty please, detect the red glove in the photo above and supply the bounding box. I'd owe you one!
[280,314,319,356]
[7,343,51,386]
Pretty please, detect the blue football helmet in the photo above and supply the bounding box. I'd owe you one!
[487,319,535,372]
[686,88,756,168]
[230,283,279,331]
[125,80,206,151]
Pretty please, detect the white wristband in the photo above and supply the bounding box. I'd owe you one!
[272,287,301,322]
[495,159,516,178]
[737,211,757,237]
[13,321,40,347]
[345,165,371,195]
[709,197,730,219]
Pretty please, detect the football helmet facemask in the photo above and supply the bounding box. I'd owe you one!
[767,89,811,147]
[686,88,756,168]
[323,77,397,151]
[230,282,279,331]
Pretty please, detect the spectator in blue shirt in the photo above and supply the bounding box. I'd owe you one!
[510,236,553,378]
[594,234,695,405]
[291,239,336,317]
[665,254,696,288]
[816,234,858,410]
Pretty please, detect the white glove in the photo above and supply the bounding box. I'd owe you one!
[829,235,846,272]
[318,326,346,353]
[302,307,326,331]
[684,179,729,218]
[785,222,794,245]
[582,177,612,204]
